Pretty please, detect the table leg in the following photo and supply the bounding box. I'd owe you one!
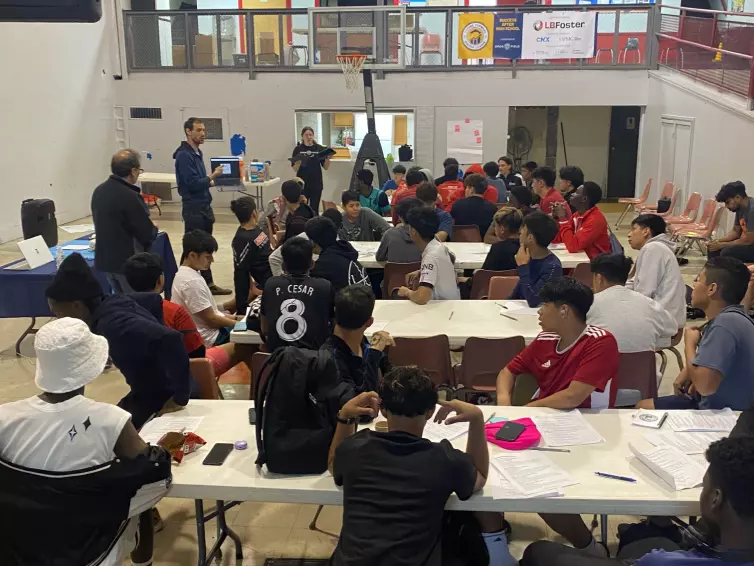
[194,499,243,566]
[600,514,609,544]
[15,317,37,356]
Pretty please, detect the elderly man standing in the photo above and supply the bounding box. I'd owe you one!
[91,149,157,293]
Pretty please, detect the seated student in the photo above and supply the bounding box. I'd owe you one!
[381,163,406,195]
[485,160,508,203]
[328,369,490,566]
[258,176,303,235]
[261,237,334,352]
[450,173,498,240]
[463,164,499,204]
[521,161,538,190]
[268,208,343,277]
[171,230,241,349]
[322,285,393,392]
[398,207,461,303]
[638,257,754,412]
[123,252,236,376]
[416,181,453,242]
[0,317,167,566]
[435,157,461,186]
[553,181,611,260]
[375,197,422,264]
[282,179,315,242]
[497,156,524,191]
[355,169,391,216]
[708,180,754,262]
[588,253,679,353]
[46,253,195,429]
[341,190,391,242]
[558,165,584,213]
[391,168,426,224]
[483,207,522,271]
[306,216,370,292]
[230,196,272,316]
[626,214,687,333]
[532,166,567,215]
[510,211,563,307]
[485,185,536,243]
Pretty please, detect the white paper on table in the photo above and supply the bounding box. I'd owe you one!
[60,224,95,233]
[486,465,562,498]
[422,419,469,443]
[548,243,566,250]
[61,244,91,251]
[497,302,540,316]
[630,442,706,490]
[492,451,576,496]
[139,416,205,444]
[531,410,605,447]
[644,431,727,455]
[368,321,389,333]
[667,409,738,432]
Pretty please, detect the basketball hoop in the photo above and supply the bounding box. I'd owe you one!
[336,54,367,92]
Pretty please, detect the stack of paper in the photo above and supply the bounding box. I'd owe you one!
[491,451,577,497]
[667,409,737,432]
[645,431,726,455]
[139,415,205,444]
[531,410,605,447]
[423,420,469,443]
[60,223,95,234]
[630,443,707,490]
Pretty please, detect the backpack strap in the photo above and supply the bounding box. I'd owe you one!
[254,349,284,468]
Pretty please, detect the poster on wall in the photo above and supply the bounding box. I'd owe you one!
[521,11,597,59]
[447,119,483,163]
[458,13,494,59]
[493,13,523,60]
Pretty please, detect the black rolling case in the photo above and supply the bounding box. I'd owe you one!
[21,199,58,247]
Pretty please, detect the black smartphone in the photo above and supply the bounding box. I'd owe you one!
[249,407,256,425]
[202,443,234,466]
[495,421,526,442]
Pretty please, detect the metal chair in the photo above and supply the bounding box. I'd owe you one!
[382,261,421,298]
[487,276,520,300]
[619,37,641,64]
[189,359,222,400]
[664,192,702,225]
[470,269,517,300]
[454,336,525,400]
[248,352,271,400]
[593,47,614,64]
[614,351,659,407]
[570,263,592,287]
[657,329,684,378]
[452,225,482,243]
[388,335,455,392]
[615,178,651,228]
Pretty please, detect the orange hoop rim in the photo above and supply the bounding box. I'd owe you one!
[336,54,368,62]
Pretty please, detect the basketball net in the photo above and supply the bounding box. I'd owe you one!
[336,54,366,92]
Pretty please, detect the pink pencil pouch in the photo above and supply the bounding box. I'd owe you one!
[485,418,541,450]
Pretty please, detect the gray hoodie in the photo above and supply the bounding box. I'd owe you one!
[375,224,422,263]
[343,208,391,242]
[625,233,687,330]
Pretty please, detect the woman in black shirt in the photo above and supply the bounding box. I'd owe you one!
[291,126,331,215]
[230,197,273,316]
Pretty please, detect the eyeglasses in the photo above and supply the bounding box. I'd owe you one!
[137,168,145,173]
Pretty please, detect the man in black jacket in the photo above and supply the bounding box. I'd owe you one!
[306,216,370,292]
[173,117,231,295]
[46,253,197,429]
[91,149,157,293]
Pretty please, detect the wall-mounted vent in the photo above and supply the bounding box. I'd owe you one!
[130,107,163,120]
[197,118,223,141]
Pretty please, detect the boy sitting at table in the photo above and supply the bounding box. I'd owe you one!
[355,169,391,216]
[397,206,461,303]
[342,190,392,242]
[496,276,619,559]
[375,197,423,264]
[329,367,514,566]
[510,211,563,307]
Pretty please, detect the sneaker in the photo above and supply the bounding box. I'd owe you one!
[209,284,232,296]
[580,537,609,558]
[152,508,164,533]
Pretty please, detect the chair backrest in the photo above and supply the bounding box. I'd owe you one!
[382,261,421,298]
[470,269,517,300]
[322,200,337,212]
[638,178,652,203]
[703,205,726,238]
[488,276,520,300]
[453,225,482,243]
[570,263,592,287]
[249,352,271,400]
[388,335,454,387]
[660,182,674,200]
[189,358,221,400]
[658,188,682,217]
[458,336,525,389]
[421,33,442,52]
[680,192,702,220]
[697,198,717,227]
[615,351,658,399]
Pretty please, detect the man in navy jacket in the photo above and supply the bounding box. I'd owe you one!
[173,117,231,295]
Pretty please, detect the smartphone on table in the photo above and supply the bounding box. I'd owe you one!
[494,421,526,442]
[202,443,234,466]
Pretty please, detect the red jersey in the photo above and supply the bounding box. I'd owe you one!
[507,325,619,408]
[391,183,419,224]
[437,180,465,211]
[538,188,567,215]
[162,299,204,355]
[558,206,611,260]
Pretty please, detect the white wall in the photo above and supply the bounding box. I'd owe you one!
[556,106,612,189]
[0,4,118,242]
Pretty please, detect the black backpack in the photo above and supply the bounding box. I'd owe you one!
[255,346,353,474]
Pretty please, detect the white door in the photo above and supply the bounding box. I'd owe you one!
[657,115,694,210]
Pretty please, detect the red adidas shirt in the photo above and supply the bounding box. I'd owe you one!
[507,325,620,408]
[539,188,567,215]
[162,299,204,355]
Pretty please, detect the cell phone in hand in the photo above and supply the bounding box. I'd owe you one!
[202,443,234,466]
[494,421,526,442]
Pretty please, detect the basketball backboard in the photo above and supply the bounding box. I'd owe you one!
[307,6,407,70]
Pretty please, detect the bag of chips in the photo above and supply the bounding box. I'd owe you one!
[157,431,206,464]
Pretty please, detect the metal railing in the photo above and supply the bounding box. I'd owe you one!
[658,6,754,107]
[123,5,656,74]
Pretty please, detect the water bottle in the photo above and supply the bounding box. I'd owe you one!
[55,246,63,270]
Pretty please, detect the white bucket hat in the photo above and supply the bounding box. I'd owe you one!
[34,317,109,394]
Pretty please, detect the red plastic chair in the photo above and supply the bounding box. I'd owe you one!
[615,178,651,228]
[470,269,517,300]
[671,199,716,236]
[656,188,682,218]
[454,337,525,399]
[452,225,482,243]
[570,263,592,287]
[189,359,222,400]
[614,351,659,407]
[638,182,673,212]
[382,261,421,298]
[664,192,701,225]
[388,336,455,390]
[488,276,519,300]
[676,205,725,256]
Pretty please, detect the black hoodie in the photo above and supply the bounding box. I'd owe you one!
[311,240,370,293]
[173,141,211,207]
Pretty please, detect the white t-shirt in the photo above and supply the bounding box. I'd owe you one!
[419,239,460,300]
[0,396,130,471]
[587,285,679,353]
[171,265,221,346]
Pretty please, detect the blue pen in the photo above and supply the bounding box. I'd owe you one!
[595,472,636,483]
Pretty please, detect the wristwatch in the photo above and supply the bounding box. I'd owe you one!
[336,414,357,425]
